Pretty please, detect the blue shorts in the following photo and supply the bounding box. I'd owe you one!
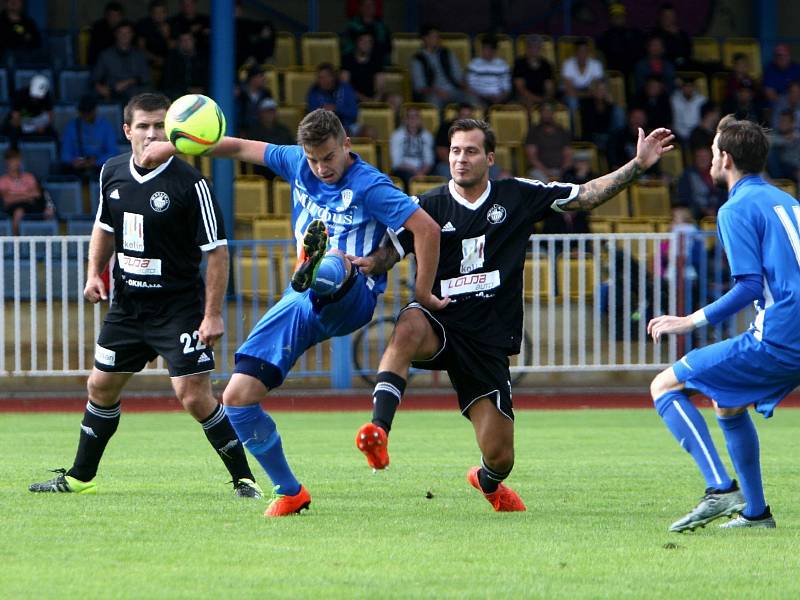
[235,269,377,387]
[672,331,800,418]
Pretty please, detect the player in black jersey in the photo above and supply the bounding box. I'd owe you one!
[29,93,261,499]
[353,118,674,511]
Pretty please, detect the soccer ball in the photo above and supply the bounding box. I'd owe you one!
[164,94,227,156]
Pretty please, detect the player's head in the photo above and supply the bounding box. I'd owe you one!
[297,108,352,184]
[710,114,769,185]
[123,92,171,164]
[447,119,496,190]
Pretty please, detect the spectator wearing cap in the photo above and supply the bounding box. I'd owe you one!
[60,95,118,181]
[93,21,151,102]
[1,74,55,144]
[512,34,555,111]
[162,29,207,100]
[307,63,360,135]
[249,98,294,179]
[0,148,52,235]
[763,44,800,105]
[237,64,273,136]
[0,0,43,63]
[670,75,707,143]
[87,1,125,66]
[465,35,512,108]
[560,38,605,112]
[597,3,644,76]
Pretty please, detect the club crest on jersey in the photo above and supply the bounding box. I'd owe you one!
[340,189,354,210]
[487,204,506,224]
[149,191,170,212]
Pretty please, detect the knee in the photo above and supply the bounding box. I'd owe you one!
[650,369,677,402]
[715,405,746,418]
[482,445,514,473]
[86,375,117,407]
[390,311,427,350]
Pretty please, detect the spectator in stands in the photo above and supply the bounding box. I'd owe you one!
[767,109,800,184]
[137,0,173,75]
[635,75,673,130]
[60,94,117,181]
[1,74,55,144]
[87,1,125,66]
[0,0,42,64]
[235,3,275,68]
[721,79,763,124]
[560,38,604,112]
[465,35,511,108]
[93,21,151,103]
[651,2,692,69]
[512,34,555,111]
[162,30,207,100]
[724,52,759,101]
[341,31,384,102]
[596,3,644,77]
[342,0,391,67]
[677,146,726,220]
[671,74,707,144]
[772,80,800,132]
[542,149,592,236]
[658,206,704,291]
[410,25,467,109]
[633,35,675,96]
[248,98,294,179]
[237,64,272,136]
[688,101,719,151]
[579,78,624,159]
[0,148,52,235]
[389,106,434,190]
[524,102,572,181]
[307,62,360,135]
[169,0,210,52]
[609,105,647,169]
[763,44,800,105]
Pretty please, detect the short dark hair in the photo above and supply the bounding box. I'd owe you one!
[420,24,439,37]
[124,92,170,125]
[716,114,769,174]
[105,1,124,13]
[700,101,718,119]
[297,108,346,147]
[448,119,496,154]
[316,62,336,74]
[4,148,20,160]
[148,0,166,9]
[482,35,498,50]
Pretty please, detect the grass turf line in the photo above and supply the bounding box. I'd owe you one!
[2,409,800,599]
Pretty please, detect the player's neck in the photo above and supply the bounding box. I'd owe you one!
[454,180,489,203]
[725,169,748,191]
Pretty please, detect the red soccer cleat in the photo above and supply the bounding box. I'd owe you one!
[355,422,390,470]
[264,484,311,517]
[467,466,527,512]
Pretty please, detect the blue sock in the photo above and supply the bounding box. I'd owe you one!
[223,404,301,496]
[311,254,348,296]
[717,411,766,518]
[654,391,733,490]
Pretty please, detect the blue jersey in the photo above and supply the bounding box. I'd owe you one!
[717,175,800,358]
[264,144,419,293]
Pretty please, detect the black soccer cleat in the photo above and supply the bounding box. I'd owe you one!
[291,219,329,292]
[28,468,97,494]
[233,478,263,499]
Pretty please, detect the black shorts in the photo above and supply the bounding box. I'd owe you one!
[94,293,214,377]
[403,302,514,421]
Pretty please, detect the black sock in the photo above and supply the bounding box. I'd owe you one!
[67,400,121,482]
[201,404,254,482]
[371,371,406,434]
[477,456,512,494]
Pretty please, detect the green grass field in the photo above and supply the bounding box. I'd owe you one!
[3,409,800,599]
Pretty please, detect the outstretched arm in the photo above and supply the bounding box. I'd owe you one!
[558,127,674,212]
[140,137,269,168]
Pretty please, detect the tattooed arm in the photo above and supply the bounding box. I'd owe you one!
[559,127,675,212]
[349,244,402,276]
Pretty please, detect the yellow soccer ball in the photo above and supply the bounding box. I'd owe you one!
[164,94,227,156]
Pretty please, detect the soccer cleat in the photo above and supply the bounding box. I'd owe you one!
[264,485,311,517]
[28,468,97,495]
[233,478,263,499]
[291,219,329,292]
[467,466,527,512]
[719,507,776,529]
[355,422,390,470]
[668,481,746,532]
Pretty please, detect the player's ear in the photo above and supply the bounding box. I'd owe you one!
[486,150,495,167]
[122,123,133,141]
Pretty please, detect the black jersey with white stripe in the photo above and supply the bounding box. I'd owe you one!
[95,153,226,299]
[394,177,578,354]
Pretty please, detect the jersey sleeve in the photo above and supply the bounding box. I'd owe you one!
[362,177,420,230]
[513,177,580,216]
[386,195,432,258]
[93,163,114,233]
[193,178,227,251]
[263,144,305,182]
[717,205,763,277]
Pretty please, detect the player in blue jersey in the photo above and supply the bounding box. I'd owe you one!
[143,109,443,516]
[648,114,800,531]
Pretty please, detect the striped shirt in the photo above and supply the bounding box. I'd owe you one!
[465,57,512,97]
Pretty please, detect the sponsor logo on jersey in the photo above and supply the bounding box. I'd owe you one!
[487,204,507,224]
[117,253,162,276]
[95,344,115,366]
[122,212,144,252]
[440,270,501,297]
[149,191,170,212]
[125,279,163,288]
[442,221,456,232]
[197,352,211,364]
[460,235,485,274]
[110,189,120,199]
[293,179,355,226]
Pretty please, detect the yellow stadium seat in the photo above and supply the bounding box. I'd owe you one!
[614,219,657,233]
[722,37,761,79]
[659,145,684,180]
[473,33,514,65]
[556,36,595,67]
[570,141,601,173]
[390,175,404,189]
[691,37,721,64]
[524,257,552,300]
[493,143,521,174]
[675,71,709,99]
[589,218,614,234]
[238,64,279,99]
[391,33,422,69]
[357,102,395,140]
[530,104,572,133]
[440,32,472,67]
[282,69,316,106]
[630,181,671,218]
[236,256,273,299]
[556,255,595,298]
[234,177,269,221]
[78,27,91,66]
[773,178,798,198]
[606,70,627,108]
[409,175,447,197]
[443,103,484,122]
[274,31,297,69]
[271,178,293,216]
[710,72,728,104]
[382,258,415,303]
[350,137,379,167]
[301,32,340,69]
[276,104,302,138]
[401,102,439,135]
[488,104,529,144]
[380,67,410,101]
[515,34,556,66]
[591,191,629,218]
[252,217,292,241]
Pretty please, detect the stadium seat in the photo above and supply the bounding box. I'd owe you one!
[19,139,57,181]
[13,67,54,94]
[606,70,626,108]
[722,37,761,78]
[523,257,552,299]
[658,145,684,180]
[389,175,404,189]
[439,32,471,67]
[273,31,297,68]
[773,178,798,198]
[409,175,447,197]
[570,141,601,173]
[45,176,83,219]
[699,216,717,250]
[493,143,520,175]
[390,33,422,69]
[66,218,94,235]
[46,33,75,69]
[473,33,514,65]
[380,67,410,101]
[271,178,293,215]
[301,32,340,69]
[0,103,9,125]
[382,257,414,302]
[0,68,8,103]
[401,102,439,135]
[58,68,91,102]
[675,71,709,99]
[350,137,378,167]
[235,255,274,299]
[556,255,595,299]
[357,102,395,140]
[276,104,302,136]
[630,181,671,217]
[710,72,729,104]
[0,219,11,236]
[589,218,613,234]
[234,177,269,221]
[19,220,58,236]
[614,219,657,233]
[52,103,78,138]
[556,36,595,67]
[443,103,484,122]
[89,178,100,215]
[530,104,571,133]
[77,26,91,66]
[591,191,629,218]
[691,37,721,64]
[283,69,316,106]
[488,104,529,144]
[95,103,122,132]
[514,34,556,66]
[252,217,292,241]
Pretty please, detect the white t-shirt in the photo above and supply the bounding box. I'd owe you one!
[560,57,604,91]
